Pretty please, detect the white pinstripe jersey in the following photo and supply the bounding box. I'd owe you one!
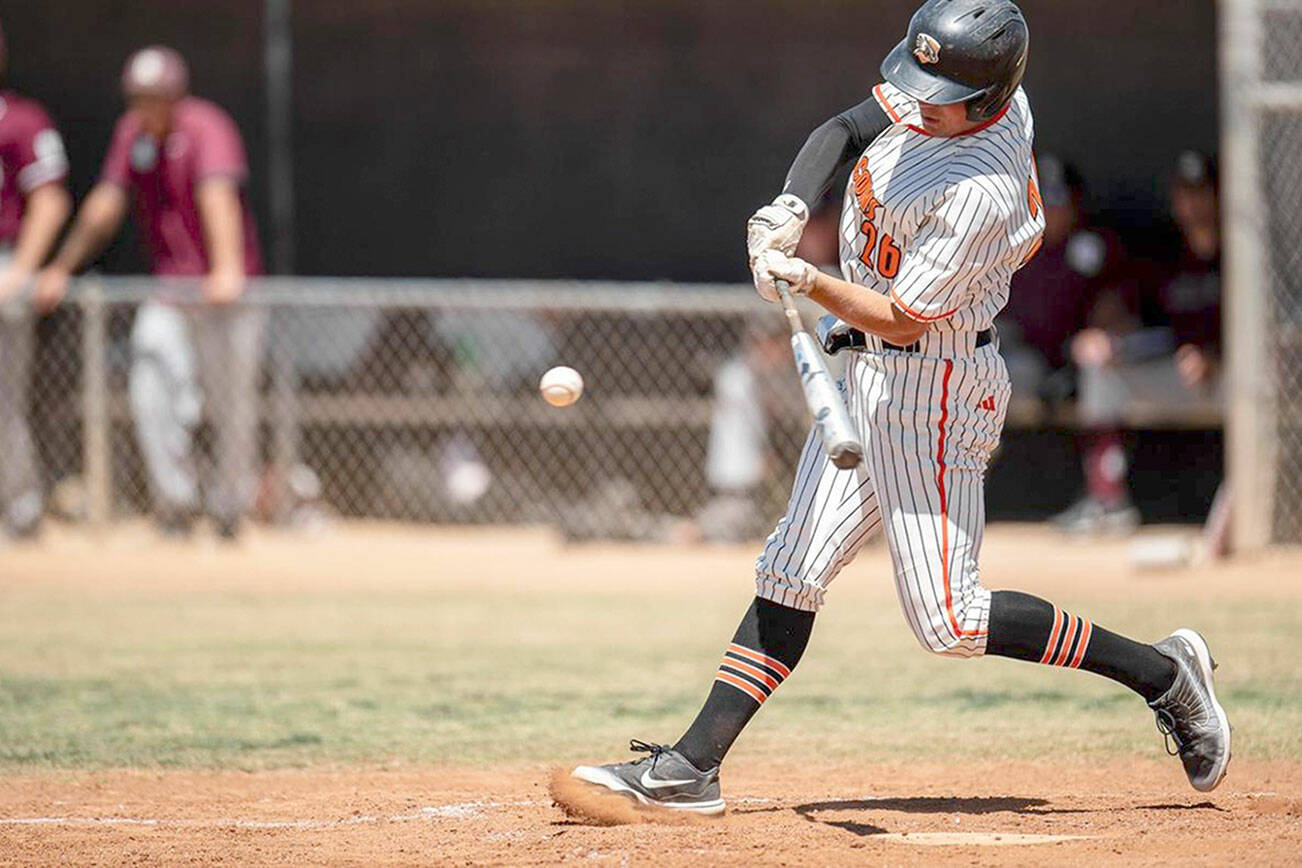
[838,82,1045,333]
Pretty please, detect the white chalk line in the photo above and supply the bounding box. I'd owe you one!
[879,832,1093,846]
[0,800,542,830]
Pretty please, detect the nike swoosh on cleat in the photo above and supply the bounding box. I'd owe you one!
[639,768,698,789]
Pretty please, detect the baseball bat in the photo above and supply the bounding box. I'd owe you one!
[774,280,864,470]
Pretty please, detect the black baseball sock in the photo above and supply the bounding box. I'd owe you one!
[985,590,1176,701]
[673,597,815,771]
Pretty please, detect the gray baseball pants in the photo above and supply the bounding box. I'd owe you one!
[129,300,266,522]
[0,306,42,532]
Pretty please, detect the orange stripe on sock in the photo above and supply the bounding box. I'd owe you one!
[727,644,791,680]
[1039,606,1064,664]
[715,671,768,704]
[720,658,781,692]
[1067,619,1093,669]
[1052,616,1080,667]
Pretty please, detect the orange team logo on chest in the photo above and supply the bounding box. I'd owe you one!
[851,156,882,222]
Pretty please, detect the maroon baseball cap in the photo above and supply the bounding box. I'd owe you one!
[122,46,189,100]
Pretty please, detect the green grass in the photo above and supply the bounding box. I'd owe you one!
[1,572,1299,770]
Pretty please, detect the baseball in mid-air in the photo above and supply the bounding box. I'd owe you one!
[540,366,584,407]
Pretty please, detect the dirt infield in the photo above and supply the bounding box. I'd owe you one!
[2,522,1300,864]
[1,760,1299,865]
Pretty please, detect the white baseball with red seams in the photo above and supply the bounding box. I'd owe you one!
[539,366,584,408]
[753,82,1045,658]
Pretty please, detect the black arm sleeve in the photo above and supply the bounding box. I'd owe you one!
[782,96,892,209]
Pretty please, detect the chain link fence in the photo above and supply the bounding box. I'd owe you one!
[1259,1,1302,542]
[0,303,84,535]
[21,278,813,542]
[1224,0,1302,546]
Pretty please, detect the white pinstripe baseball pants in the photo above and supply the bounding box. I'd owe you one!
[755,339,1011,658]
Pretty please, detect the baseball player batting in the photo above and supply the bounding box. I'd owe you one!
[37,47,265,539]
[0,17,71,541]
[568,0,1230,815]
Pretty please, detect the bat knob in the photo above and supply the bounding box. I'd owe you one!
[829,442,863,470]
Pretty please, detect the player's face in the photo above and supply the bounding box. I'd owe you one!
[129,95,177,140]
[1171,184,1218,231]
[916,101,980,137]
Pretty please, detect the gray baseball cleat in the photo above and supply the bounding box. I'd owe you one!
[1149,629,1232,792]
[571,740,725,815]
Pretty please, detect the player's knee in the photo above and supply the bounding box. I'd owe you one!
[754,539,842,613]
[928,635,982,658]
[908,628,972,658]
[906,595,989,659]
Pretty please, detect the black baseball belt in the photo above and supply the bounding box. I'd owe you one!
[823,327,992,355]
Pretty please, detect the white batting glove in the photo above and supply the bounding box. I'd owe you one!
[752,249,819,302]
[746,194,809,266]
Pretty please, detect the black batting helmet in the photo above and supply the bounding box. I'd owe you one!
[881,0,1029,122]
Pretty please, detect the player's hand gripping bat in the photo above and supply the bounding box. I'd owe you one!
[774,280,864,470]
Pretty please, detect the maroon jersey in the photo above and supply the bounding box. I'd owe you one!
[1006,227,1120,368]
[0,91,68,243]
[1158,252,1221,355]
[100,97,263,276]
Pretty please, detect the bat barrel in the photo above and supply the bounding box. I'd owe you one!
[771,280,863,470]
[790,331,864,470]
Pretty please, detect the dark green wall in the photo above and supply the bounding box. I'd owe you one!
[2,0,1218,278]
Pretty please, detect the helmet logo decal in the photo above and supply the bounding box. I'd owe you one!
[913,33,941,65]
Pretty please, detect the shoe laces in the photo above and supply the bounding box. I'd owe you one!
[628,739,671,767]
[1154,708,1186,757]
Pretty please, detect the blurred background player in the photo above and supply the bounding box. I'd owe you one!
[691,314,802,542]
[692,202,839,543]
[1055,151,1222,534]
[1000,154,1123,405]
[37,46,265,539]
[0,18,71,541]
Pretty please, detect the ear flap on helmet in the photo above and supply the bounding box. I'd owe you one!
[965,35,1028,121]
